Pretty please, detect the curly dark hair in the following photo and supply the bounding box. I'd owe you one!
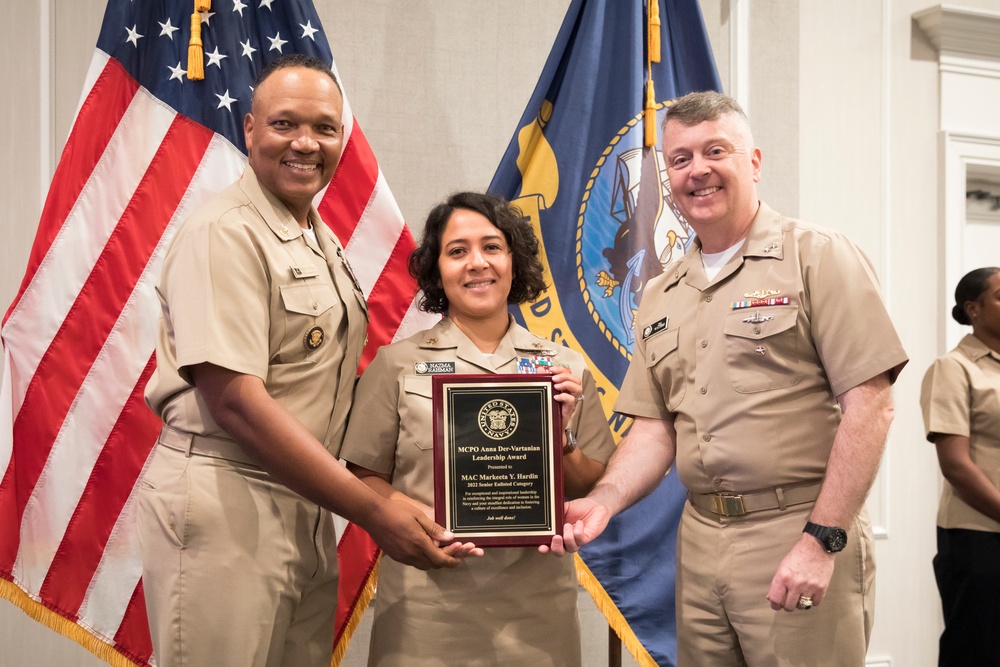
[409,192,547,314]
[952,267,1000,325]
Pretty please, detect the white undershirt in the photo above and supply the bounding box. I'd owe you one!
[701,240,743,281]
[302,223,317,244]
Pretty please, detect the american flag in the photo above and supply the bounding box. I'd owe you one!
[0,1,431,664]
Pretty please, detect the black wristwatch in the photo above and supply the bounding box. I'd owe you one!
[803,521,848,553]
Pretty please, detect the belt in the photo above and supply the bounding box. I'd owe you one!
[157,424,259,467]
[687,480,822,517]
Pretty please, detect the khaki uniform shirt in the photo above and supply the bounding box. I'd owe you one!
[921,334,1000,532]
[616,202,908,494]
[145,167,368,456]
[341,317,615,666]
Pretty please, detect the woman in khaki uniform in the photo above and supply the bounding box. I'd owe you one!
[341,192,616,666]
[921,266,1000,667]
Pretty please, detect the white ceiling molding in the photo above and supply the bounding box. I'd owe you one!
[914,4,1000,62]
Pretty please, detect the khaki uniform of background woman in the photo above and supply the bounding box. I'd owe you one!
[921,266,1000,667]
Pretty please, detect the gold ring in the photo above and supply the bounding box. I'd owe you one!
[796,595,813,611]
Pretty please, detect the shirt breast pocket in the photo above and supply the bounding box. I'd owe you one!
[646,328,686,411]
[401,375,434,451]
[723,308,802,393]
[276,283,340,363]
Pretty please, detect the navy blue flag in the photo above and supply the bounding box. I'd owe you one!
[488,1,720,664]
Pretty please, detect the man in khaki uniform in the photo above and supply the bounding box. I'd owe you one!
[552,91,908,665]
[138,55,461,667]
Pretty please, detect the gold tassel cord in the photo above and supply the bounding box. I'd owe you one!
[187,11,204,81]
[644,0,660,146]
[644,78,657,147]
[195,0,212,10]
[648,0,661,63]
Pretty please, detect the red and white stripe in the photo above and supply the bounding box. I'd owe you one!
[1,48,431,666]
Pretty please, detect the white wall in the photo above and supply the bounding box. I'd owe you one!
[6,1,1000,665]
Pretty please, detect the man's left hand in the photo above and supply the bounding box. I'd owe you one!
[766,533,836,611]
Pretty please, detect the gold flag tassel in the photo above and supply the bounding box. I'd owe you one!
[187,0,211,81]
[644,77,657,147]
[643,0,660,146]
[187,10,204,80]
[648,0,661,63]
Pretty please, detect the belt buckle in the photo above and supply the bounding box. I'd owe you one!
[712,493,746,517]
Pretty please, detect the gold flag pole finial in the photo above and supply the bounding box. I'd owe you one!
[187,1,211,80]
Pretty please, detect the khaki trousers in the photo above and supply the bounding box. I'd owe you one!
[676,501,875,667]
[137,442,339,667]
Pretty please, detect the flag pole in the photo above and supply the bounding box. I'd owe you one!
[609,627,623,667]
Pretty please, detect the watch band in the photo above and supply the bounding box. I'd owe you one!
[562,429,578,455]
[803,521,848,553]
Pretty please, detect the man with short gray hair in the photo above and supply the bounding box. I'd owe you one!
[551,91,908,665]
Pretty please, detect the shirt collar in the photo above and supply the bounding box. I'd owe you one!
[661,201,784,292]
[238,166,321,243]
[416,316,559,372]
[958,333,1000,364]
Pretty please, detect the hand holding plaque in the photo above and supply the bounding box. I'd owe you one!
[433,374,563,547]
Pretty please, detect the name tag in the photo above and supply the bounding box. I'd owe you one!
[291,265,320,279]
[414,361,456,375]
[641,316,669,340]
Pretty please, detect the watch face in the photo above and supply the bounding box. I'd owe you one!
[827,528,848,553]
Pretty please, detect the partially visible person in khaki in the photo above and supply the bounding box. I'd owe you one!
[341,192,615,666]
[920,266,1000,667]
[138,54,464,667]
[547,91,908,666]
